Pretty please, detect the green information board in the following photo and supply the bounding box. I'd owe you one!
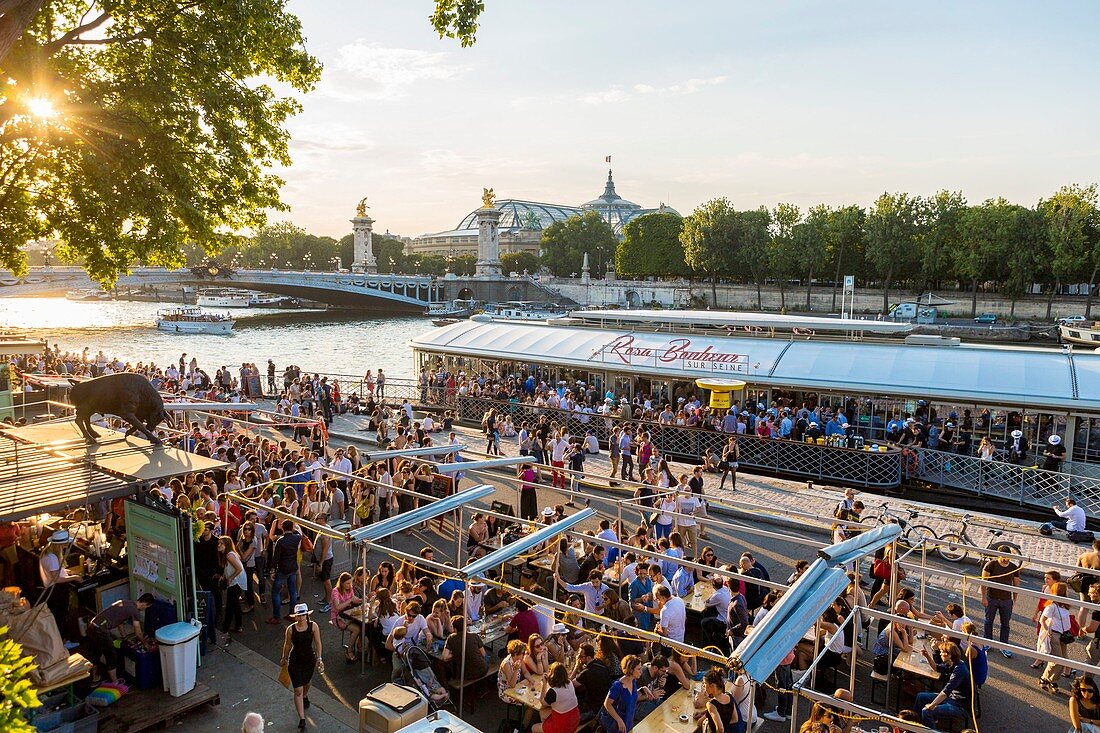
[125,500,187,619]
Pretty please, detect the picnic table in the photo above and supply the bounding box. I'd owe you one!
[504,674,545,710]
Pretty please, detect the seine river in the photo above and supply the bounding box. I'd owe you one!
[0,298,430,379]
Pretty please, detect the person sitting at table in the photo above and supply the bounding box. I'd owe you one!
[441,615,489,682]
[446,589,465,619]
[931,602,973,632]
[600,655,645,733]
[330,572,363,663]
[576,547,606,587]
[753,591,781,625]
[522,632,551,682]
[572,642,613,723]
[532,661,580,733]
[670,561,695,599]
[372,588,402,665]
[507,599,541,643]
[1069,676,1100,733]
[697,667,744,733]
[914,643,973,730]
[401,600,429,645]
[872,602,914,675]
[498,639,527,711]
[712,584,750,653]
[554,538,582,585]
[425,599,453,655]
[695,547,719,581]
[797,703,841,733]
[814,596,855,690]
[416,576,438,612]
[701,575,732,620]
[467,513,491,559]
[602,588,633,624]
[557,569,609,615]
[619,551,640,586]
[484,581,512,616]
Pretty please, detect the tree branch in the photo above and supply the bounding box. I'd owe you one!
[43,10,110,52]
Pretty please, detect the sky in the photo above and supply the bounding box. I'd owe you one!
[274,1,1100,239]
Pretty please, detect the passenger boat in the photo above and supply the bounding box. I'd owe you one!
[248,294,301,308]
[196,288,253,308]
[1059,322,1100,346]
[65,289,111,301]
[481,301,570,321]
[155,306,235,334]
[432,318,461,327]
[424,298,478,318]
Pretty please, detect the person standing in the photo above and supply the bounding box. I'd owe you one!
[218,535,247,641]
[981,553,1019,657]
[718,436,739,490]
[268,520,302,623]
[376,368,386,400]
[619,428,635,483]
[600,655,643,733]
[281,603,323,731]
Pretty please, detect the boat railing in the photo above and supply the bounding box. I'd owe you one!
[908,446,1100,518]
[441,394,903,489]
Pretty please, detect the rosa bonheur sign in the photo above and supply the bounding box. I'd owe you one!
[593,334,749,374]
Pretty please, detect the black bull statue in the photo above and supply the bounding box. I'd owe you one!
[68,373,172,446]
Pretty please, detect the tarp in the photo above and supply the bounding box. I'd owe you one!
[347,484,495,543]
[461,508,595,580]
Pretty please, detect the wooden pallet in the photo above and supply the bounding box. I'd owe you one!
[98,682,220,733]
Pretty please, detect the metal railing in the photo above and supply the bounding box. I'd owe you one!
[911,445,1100,516]
[450,395,904,489]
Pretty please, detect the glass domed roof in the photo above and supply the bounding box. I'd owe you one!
[441,169,676,238]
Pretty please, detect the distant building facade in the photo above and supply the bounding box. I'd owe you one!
[409,169,678,257]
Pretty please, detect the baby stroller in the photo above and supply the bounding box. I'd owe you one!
[400,645,453,712]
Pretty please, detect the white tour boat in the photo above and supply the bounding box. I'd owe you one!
[481,301,570,321]
[156,306,235,334]
[424,298,478,319]
[196,288,253,308]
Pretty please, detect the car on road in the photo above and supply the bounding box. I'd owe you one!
[974,313,997,324]
[1057,315,1088,326]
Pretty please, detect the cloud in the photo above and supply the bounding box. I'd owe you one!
[512,75,728,108]
[320,42,472,100]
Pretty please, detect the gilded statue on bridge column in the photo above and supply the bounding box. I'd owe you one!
[355,196,370,217]
[481,188,496,208]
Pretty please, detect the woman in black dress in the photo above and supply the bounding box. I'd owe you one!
[699,668,742,733]
[280,603,324,730]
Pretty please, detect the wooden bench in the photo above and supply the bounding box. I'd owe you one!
[98,682,219,733]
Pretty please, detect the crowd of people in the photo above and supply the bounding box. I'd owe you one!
[9,348,1097,733]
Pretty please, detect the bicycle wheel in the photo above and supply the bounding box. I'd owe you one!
[902,524,938,549]
[989,540,1022,557]
[936,533,969,562]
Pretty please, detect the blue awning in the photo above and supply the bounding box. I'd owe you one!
[347,484,494,543]
[433,456,527,474]
[461,508,595,580]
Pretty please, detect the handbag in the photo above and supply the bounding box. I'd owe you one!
[277,664,292,689]
[872,560,891,580]
[1069,572,1088,593]
[1059,612,1077,645]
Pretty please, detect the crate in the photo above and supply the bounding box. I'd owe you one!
[32,703,99,733]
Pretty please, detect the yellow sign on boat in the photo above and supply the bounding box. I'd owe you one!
[695,378,746,410]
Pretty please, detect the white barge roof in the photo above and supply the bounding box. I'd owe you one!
[568,309,913,334]
[410,319,1100,412]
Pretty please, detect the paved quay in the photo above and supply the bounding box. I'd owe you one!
[325,412,1085,573]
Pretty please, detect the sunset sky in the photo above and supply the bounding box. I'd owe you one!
[276,1,1100,239]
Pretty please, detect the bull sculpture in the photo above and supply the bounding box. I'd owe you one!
[68,373,171,446]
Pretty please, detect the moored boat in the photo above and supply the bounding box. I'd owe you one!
[156,306,235,334]
[1059,322,1100,346]
[424,298,477,318]
[481,301,570,321]
[197,288,253,308]
[65,289,111,301]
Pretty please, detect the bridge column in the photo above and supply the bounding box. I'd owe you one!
[475,206,502,278]
[351,215,377,274]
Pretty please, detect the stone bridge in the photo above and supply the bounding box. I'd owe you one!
[0,267,573,312]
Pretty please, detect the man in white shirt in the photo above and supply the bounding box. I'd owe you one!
[1053,498,1087,534]
[584,431,600,455]
[654,586,686,644]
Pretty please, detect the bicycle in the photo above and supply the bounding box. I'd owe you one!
[935,513,1022,562]
[866,502,939,549]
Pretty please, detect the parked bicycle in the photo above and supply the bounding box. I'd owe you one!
[935,513,1022,562]
[865,502,939,548]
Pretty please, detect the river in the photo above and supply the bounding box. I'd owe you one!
[0,298,430,379]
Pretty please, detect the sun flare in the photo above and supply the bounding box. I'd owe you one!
[25,97,58,120]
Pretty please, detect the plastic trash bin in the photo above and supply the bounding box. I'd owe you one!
[155,621,200,697]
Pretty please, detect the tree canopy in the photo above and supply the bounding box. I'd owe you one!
[540,211,616,278]
[0,0,321,284]
[616,212,687,278]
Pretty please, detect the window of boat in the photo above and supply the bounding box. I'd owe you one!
[1073,417,1100,463]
